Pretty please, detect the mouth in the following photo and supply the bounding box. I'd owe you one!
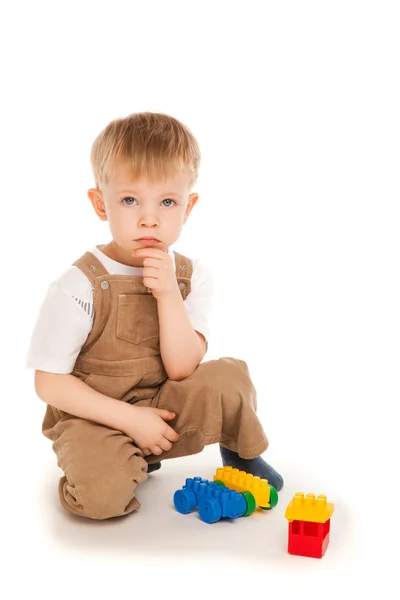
[135,237,160,244]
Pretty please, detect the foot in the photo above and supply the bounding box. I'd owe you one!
[219,445,284,491]
[147,461,162,474]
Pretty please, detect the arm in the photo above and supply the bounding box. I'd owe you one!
[135,247,209,382]
[35,370,135,430]
[157,287,206,381]
[35,370,180,454]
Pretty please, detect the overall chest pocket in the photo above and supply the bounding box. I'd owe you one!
[116,294,159,345]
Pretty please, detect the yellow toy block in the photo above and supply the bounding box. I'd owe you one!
[284,493,334,523]
[214,466,272,509]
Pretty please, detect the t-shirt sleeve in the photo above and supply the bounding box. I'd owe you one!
[26,268,93,374]
[184,258,214,343]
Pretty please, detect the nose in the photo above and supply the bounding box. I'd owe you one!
[138,207,159,228]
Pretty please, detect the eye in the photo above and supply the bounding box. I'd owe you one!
[122,197,137,206]
[162,199,176,207]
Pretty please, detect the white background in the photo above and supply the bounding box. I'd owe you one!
[1,1,399,598]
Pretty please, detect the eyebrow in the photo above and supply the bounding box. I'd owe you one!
[117,190,182,198]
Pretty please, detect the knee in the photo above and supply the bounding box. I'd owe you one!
[199,358,257,411]
[82,475,142,520]
[60,467,146,520]
[201,357,245,376]
[202,357,255,393]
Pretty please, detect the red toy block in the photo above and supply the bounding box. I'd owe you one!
[284,493,334,559]
[288,518,331,558]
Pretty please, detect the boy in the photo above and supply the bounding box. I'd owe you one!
[27,112,283,520]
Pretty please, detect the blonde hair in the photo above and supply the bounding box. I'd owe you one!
[90,112,201,188]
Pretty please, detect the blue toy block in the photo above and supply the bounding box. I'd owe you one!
[173,477,247,523]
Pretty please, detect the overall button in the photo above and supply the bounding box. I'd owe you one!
[89,265,97,271]
[100,281,110,290]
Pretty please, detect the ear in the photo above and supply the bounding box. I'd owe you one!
[183,193,199,224]
[88,188,108,221]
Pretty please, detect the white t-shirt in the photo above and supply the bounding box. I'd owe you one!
[26,245,213,374]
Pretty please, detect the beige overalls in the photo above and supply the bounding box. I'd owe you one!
[42,250,269,519]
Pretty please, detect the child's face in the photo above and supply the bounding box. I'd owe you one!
[88,167,198,266]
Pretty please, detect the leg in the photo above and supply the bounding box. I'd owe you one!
[153,357,268,459]
[51,415,149,520]
[153,357,283,490]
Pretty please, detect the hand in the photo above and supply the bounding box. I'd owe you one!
[133,248,179,300]
[123,406,180,456]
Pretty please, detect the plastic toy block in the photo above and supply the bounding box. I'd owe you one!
[214,466,278,509]
[284,493,334,523]
[287,519,332,558]
[173,477,247,524]
[284,493,334,558]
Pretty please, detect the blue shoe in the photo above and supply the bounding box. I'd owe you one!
[147,461,162,474]
[219,445,284,491]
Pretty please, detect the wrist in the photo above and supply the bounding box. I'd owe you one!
[155,284,182,303]
[111,400,139,432]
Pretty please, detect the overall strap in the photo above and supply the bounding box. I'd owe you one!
[72,251,110,284]
[174,251,193,299]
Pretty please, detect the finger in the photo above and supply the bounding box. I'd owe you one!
[143,280,158,290]
[134,248,166,258]
[142,267,159,279]
[164,425,180,442]
[142,448,151,456]
[158,438,172,452]
[153,409,176,420]
[143,258,162,269]
[150,445,163,456]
